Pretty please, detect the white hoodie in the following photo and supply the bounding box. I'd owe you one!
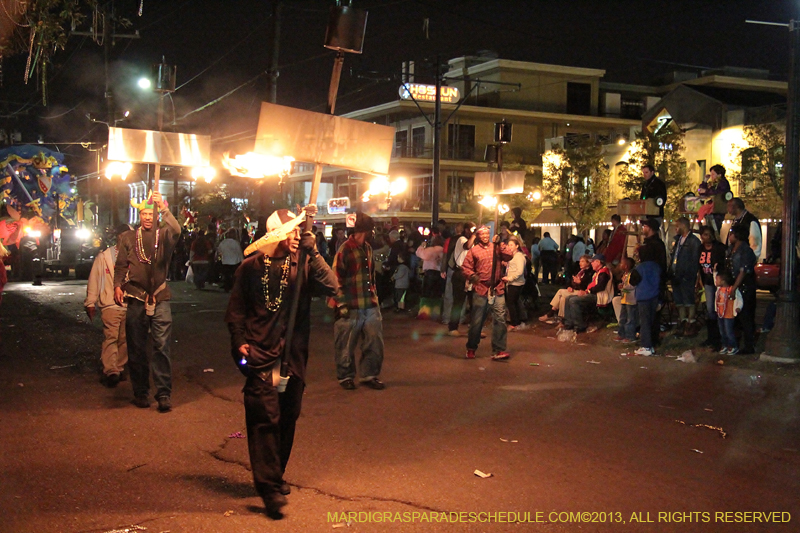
[84,247,126,311]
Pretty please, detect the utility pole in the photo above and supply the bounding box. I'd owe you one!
[260,0,282,216]
[762,18,800,363]
[72,1,139,227]
[432,55,441,229]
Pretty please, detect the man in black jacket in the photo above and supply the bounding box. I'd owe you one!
[669,217,702,336]
[225,206,338,519]
[640,164,668,224]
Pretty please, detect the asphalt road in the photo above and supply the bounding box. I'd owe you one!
[1,279,799,533]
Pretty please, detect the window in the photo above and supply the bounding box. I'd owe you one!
[394,130,408,158]
[567,82,591,115]
[447,124,475,160]
[412,126,426,157]
[411,175,433,209]
[621,98,645,119]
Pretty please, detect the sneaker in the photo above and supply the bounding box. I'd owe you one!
[156,396,172,413]
[132,396,151,409]
[465,349,476,359]
[515,323,530,331]
[727,347,739,355]
[448,329,460,337]
[491,351,510,361]
[362,378,385,390]
[339,378,356,390]
[634,347,656,356]
[718,347,729,355]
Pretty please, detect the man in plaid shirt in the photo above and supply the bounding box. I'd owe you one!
[331,212,385,390]
[461,225,512,361]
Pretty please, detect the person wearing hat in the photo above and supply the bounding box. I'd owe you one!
[225,205,337,518]
[114,191,181,412]
[629,219,667,356]
[562,253,613,332]
[85,223,131,388]
[461,225,513,360]
[331,212,386,390]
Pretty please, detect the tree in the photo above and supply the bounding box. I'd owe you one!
[728,122,785,214]
[617,127,692,219]
[1,1,96,104]
[541,137,610,234]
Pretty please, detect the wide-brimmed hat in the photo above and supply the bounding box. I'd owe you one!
[244,209,306,257]
[353,212,374,233]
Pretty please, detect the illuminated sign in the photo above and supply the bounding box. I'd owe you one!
[398,84,460,103]
[328,197,351,214]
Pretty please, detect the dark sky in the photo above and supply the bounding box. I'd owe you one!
[0,0,794,172]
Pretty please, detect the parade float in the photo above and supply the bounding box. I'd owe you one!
[0,145,94,278]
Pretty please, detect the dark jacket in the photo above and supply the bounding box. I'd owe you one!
[225,249,338,383]
[630,261,661,301]
[114,208,181,302]
[641,177,667,218]
[637,234,667,294]
[669,231,701,281]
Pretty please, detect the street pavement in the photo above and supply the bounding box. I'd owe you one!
[1,279,799,533]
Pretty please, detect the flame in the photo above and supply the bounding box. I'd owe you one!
[191,166,216,183]
[105,161,132,180]
[478,196,497,209]
[362,176,408,202]
[222,152,294,179]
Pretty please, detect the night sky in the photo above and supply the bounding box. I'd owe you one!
[0,0,795,174]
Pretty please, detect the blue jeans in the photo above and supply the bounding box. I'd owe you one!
[467,293,507,352]
[334,307,384,382]
[637,297,658,349]
[719,318,737,349]
[564,293,597,330]
[126,298,173,399]
[618,303,638,340]
[441,269,454,323]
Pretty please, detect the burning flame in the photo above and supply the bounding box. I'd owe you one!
[478,196,497,209]
[105,161,132,180]
[191,166,216,183]
[361,176,408,202]
[222,152,294,179]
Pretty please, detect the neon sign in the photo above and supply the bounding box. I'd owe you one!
[398,84,460,103]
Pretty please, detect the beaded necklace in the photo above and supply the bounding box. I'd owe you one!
[261,255,291,311]
[135,226,159,264]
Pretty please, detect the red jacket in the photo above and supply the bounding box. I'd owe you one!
[604,224,627,265]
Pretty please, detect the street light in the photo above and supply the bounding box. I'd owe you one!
[137,77,152,90]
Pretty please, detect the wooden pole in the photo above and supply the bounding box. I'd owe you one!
[281,50,347,380]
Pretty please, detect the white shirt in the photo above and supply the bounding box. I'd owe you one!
[453,236,469,268]
[217,238,244,265]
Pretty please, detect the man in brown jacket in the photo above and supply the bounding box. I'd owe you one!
[114,191,181,412]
